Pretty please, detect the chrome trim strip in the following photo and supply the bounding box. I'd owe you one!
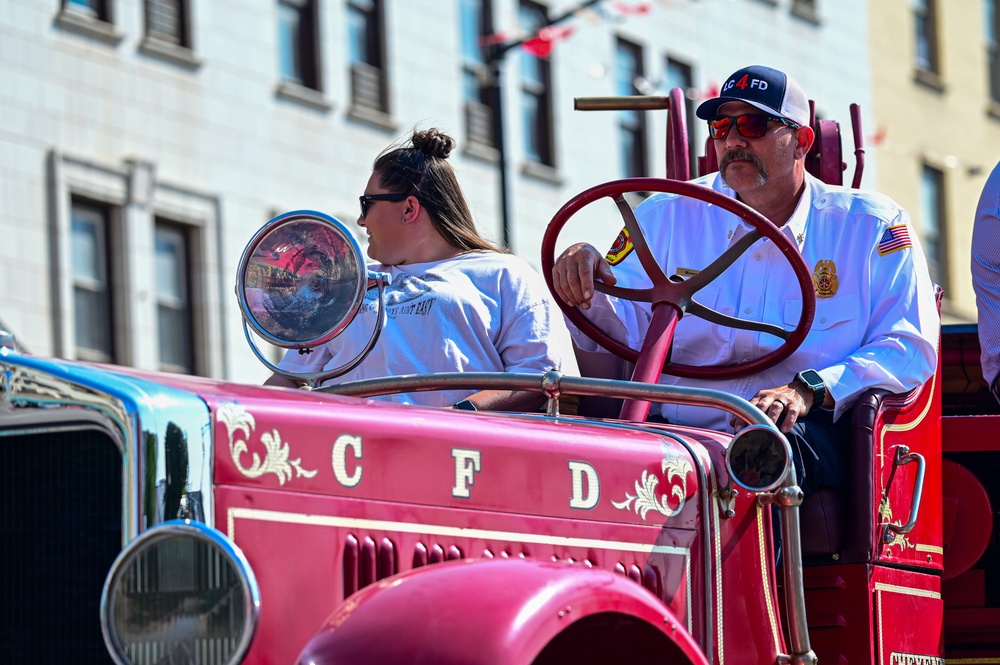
[778,467,815,665]
[0,352,213,541]
[324,370,781,429]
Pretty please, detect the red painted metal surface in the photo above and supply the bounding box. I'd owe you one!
[296,558,708,665]
[803,565,944,665]
[157,380,789,665]
[871,366,943,571]
[871,566,944,665]
[941,459,993,580]
[942,414,1000,452]
[666,86,691,181]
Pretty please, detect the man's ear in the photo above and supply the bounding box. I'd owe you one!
[794,126,815,159]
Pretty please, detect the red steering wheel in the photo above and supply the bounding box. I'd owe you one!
[541,177,816,381]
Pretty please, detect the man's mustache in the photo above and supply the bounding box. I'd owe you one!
[719,149,767,177]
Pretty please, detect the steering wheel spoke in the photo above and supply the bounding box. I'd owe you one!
[613,195,671,286]
[685,301,794,341]
[683,229,762,293]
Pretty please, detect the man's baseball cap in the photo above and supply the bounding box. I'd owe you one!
[696,65,810,127]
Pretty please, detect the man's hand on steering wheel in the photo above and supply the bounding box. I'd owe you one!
[552,243,617,311]
[732,382,816,434]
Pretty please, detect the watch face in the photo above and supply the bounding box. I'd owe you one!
[799,370,823,388]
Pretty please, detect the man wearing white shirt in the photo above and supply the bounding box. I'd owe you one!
[552,65,940,496]
[973,160,1000,402]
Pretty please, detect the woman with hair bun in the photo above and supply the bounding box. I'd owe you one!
[267,128,578,411]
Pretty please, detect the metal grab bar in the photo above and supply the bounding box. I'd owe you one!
[880,445,926,544]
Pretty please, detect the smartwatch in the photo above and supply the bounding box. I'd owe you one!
[453,399,477,411]
[794,369,827,408]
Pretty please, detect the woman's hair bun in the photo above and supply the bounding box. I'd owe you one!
[411,128,454,160]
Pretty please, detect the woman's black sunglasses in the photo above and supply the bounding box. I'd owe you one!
[359,192,409,219]
[708,114,801,140]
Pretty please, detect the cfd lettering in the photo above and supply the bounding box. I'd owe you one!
[723,74,768,92]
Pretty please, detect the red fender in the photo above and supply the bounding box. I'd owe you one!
[296,558,708,665]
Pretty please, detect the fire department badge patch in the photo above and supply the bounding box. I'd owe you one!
[812,260,838,298]
[606,227,634,265]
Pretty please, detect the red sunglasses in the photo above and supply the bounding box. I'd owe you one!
[708,114,801,140]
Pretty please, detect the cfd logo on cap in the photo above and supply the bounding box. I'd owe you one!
[724,74,768,92]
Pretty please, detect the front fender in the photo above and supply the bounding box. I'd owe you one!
[297,558,707,665]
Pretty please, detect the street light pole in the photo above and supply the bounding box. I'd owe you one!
[485,0,604,252]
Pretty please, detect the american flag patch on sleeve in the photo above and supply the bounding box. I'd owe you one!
[877,224,912,256]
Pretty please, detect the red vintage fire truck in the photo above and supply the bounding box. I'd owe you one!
[1,90,996,665]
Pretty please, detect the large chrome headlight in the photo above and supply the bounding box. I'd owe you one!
[726,424,792,492]
[100,520,260,665]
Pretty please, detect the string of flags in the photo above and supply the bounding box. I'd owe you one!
[479,0,654,58]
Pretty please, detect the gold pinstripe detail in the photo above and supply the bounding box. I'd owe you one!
[756,503,781,648]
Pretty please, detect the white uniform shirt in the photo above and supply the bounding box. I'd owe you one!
[279,250,579,406]
[571,172,940,431]
[973,160,1000,394]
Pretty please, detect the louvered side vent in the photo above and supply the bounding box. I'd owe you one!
[412,542,428,569]
[360,536,377,588]
[377,537,396,580]
[351,63,386,112]
[465,101,495,148]
[1,428,122,664]
[343,535,359,597]
[613,560,665,601]
[642,564,663,598]
[342,534,398,598]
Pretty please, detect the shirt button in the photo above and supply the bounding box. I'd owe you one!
[744,307,752,314]
[754,253,762,260]
[820,316,828,323]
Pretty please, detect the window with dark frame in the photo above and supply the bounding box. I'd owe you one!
[987,0,1000,105]
[155,222,196,374]
[615,38,647,178]
[64,0,112,23]
[791,0,819,21]
[519,1,555,167]
[460,0,497,149]
[919,164,948,291]
[914,0,940,76]
[665,58,696,178]
[71,200,117,363]
[278,0,321,90]
[145,0,192,48]
[348,0,388,113]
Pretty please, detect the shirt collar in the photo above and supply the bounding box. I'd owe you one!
[712,172,813,248]
[783,175,814,247]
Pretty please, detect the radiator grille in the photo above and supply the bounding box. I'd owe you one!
[1,428,122,664]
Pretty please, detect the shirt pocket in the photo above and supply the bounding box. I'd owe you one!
[784,294,861,365]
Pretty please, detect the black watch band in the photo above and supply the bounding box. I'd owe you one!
[794,369,827,407]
